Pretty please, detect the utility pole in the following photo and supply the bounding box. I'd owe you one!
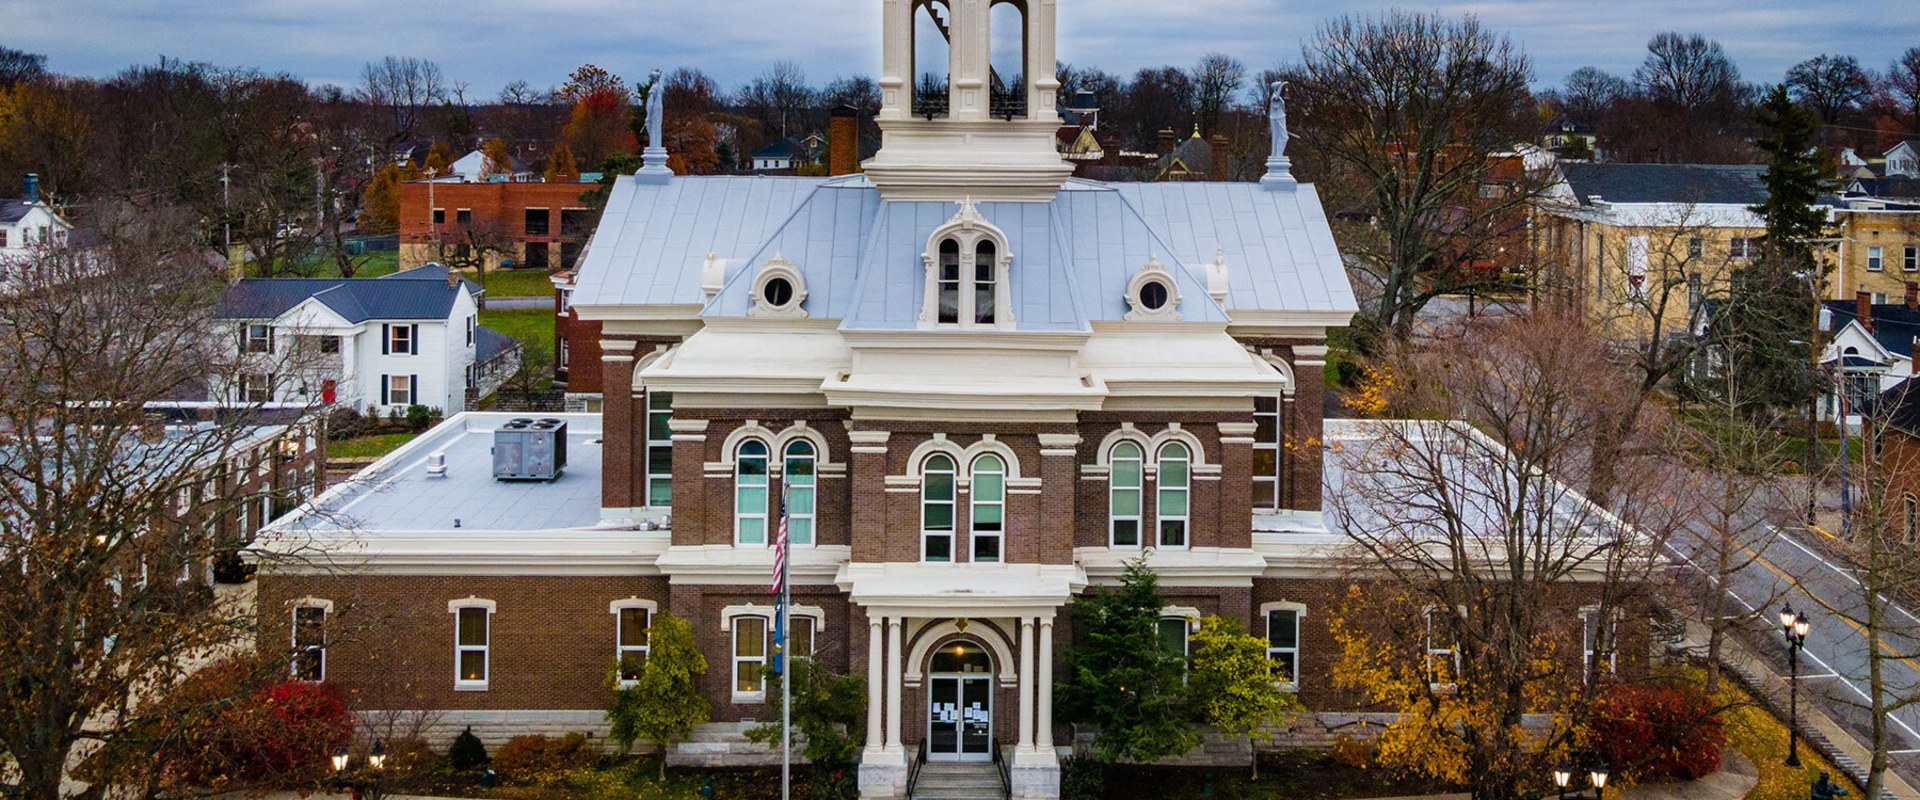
[220,162,233,253]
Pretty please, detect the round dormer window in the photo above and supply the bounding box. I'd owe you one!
[1139,280,1170,311]
[763,276,796,308]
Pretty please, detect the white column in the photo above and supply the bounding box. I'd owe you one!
[879,0,912,120]
[1036,617,1055,750]
[950,0,990,120]
[1018,616,1035,751]
[1026,0,1061,122]
[866,616,884,750]
[886,616,904,751]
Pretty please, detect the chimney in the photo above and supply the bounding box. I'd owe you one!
[23,173,39,204]
[829,105,860,177]
[1208,135,1230,182]
[1908,282,1918,310]
[448,263,460,288]
[1858,290,1874,331]
[1157,129,1177,157]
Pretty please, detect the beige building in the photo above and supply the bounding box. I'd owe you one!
[1833,206,1920,304]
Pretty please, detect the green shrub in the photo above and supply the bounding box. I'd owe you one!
[406,404,432,431]
[1061,755,1105,800]
[447,727,489,770]
[491,733,599,785]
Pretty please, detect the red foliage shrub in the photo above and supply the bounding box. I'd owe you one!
[1589,683,1726,783]
[147,659,355,792]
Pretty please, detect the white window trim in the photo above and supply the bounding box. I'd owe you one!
[1123,254,1184,321]
[1424,605,1464,691]
[918,200,1014,330]
[611,598,658,688]
[783,440,818,547]
[734,438,771,547]
[1253,396,1283,510]
[922,454,958,562]
[1906,245,1920,273]
[748,252,809,318]
[449,598,496,691]
[291,598,334,682]
[1155,442,1192,550]
[1580,605,1621,684]
[245,323,273,354]
[388,324,413,355]
[1261,601,1306,692]
[970,454,1006,562]
[645,391,674,508]
[1108,441,1145,549]
[1869,245,1886,272]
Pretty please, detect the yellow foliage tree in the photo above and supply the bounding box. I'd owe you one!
[424,140,454,176]
[544,143,579,183]
[358,161,419,235]
[482,138,512,176]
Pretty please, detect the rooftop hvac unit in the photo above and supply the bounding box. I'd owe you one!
[493,419,568,481]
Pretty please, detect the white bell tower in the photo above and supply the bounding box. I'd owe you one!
[866,0,1074,202]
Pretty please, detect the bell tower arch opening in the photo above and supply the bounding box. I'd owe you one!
[912,0,953,119]
[987,1,1026,120]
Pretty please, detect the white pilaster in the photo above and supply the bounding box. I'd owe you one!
[1026,0,1060,123]
[950,0,990,121]
[1018,616,1035,751]
[866,616,884,749]
[1036,617,1054,749]
[886,616,904,750]
[879,0,911,121]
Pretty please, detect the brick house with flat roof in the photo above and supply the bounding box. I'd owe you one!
[398,179,598,274]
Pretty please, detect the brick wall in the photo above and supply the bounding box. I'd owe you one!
[397,181,598,271]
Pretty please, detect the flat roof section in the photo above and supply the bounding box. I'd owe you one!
[284,413,605,535]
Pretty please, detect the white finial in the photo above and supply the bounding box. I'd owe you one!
[1207,248,1230,305]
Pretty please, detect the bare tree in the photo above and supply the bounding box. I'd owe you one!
[1190,53,1246,137]
[0,208,327,800]
[1558,66,1632,124]
[358,56,448,145]
[1635,32,1742,111]
[1886,47,1920,133]
[0,45,47,88]
[437,214,517,309]
[1285,11,1544,347]
[1329,312,1680,800]
[1122,66,1195,149]
[1787,54,1875,127]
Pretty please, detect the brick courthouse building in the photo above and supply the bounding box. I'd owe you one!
[248,4,1631,799]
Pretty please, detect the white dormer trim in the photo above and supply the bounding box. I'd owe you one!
[748,251,809,318]
[701,252,728,302]
[1124,254,1184,322]
[919,199,1015,330]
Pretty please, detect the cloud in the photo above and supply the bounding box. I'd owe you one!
[5,0,1916,97]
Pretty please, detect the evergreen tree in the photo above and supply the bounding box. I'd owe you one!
[606,612,709,779]
[1715,85,1830,412]
[1057,559,1198,763]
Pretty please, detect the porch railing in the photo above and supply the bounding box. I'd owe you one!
[905,741,928,797]
[992,737,1011,798]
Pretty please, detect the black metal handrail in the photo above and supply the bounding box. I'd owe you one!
[992,737,1011,799]
[905,742,928,797]
[989,87,1027,121]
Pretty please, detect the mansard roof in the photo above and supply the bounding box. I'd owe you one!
[572,173,1356,328]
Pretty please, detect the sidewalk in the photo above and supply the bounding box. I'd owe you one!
[1703,619,1920,800]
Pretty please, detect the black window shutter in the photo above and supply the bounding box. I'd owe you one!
[410,324,420,355]
[409,375,418,404]
[381,324,390,355]
[380,376,389,405]
[268,327,276,354]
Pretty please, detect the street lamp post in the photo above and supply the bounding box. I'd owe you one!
[330,739,388,800]
[1781,604,1812,768]
[1551,760,1609,799]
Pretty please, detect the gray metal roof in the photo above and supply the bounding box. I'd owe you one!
[1561,162,1768,206]
[574,173,1356,327]
[216,264,479,323]
[475,325,519,361]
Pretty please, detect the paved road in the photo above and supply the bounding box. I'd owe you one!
[1668,519,1920,780]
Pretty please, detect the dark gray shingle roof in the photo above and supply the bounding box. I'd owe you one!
[216,264,479,323]
[0,199,37,224]
[1562,162,1768,206]
[474,325,519,362]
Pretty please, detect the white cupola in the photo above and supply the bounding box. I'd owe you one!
[865,0,1074,203]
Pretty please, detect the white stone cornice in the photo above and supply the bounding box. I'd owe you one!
[655,544,852,586]
[1217,422,1258,436]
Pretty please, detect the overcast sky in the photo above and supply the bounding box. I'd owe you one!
[5,0,1917,99]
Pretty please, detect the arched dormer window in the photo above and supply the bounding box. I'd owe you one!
[735,440,771,546]
[922,454,957,562]
[922,200,1013,329]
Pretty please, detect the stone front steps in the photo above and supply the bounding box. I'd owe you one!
[911,761,1006,800]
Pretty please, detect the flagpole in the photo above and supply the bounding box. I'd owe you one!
[780,488,792,800]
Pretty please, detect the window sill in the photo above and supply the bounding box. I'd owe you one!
[455,681,490,692]
[617,680,639,690]
[733,692,766,705]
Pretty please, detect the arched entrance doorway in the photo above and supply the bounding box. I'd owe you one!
[925,641,993,761]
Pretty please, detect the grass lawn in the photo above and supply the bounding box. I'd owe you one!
[1720,679,1861,800]
[474,267,560,298]
[479,307,557,361]
[328,432,419,460]
[354,250,400,277]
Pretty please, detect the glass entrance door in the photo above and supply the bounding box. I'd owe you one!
[927,674,992,761]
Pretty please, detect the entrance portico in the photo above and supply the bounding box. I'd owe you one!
[842,562,1081,799]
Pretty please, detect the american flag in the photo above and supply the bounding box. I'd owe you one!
[770,494,789,596]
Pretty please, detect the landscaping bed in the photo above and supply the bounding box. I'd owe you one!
[1080,751,1456,800]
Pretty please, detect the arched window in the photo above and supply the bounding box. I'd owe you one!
[1109,442,1143,548]
[923,454,957,562]
[735,440,770,546]
[1156,442,1190,548]
[938,239,962,324]
[974,240,998,324]
[1253,397,1282,509]
[784,441,817,546]
[971,454,1005,562]
[987,0,1027,119]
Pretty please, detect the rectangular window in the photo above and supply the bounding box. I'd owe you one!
[1874,292,1890,306]
[1870,246,1885,272]
[466,316,475,348]
[241,374,274,404]
[317,336,340,355]
[1582,609,1617,684]
[559,288,574,312]
[734,616,768,700]
[387,374,413,406]
[456,209,472,227]
[1627,236,1650,299]
[1266,608,1301,688]
[1907,246,1919,273]
[1253,396,1282,510]
[245,324,273,354]
[1687,272,1704,314]
[791,617,816,659]
[1426,608,1460,688]
[1157,617,1190,663]
[525,241,550,270]
[1687,236,1704,259]
[1730,237,1757,260]
[616,606,650,685]
[388,324,413,355]
[560,209,592,237]
[524,208,551,236]
[432,208,446,225]
[292,605,326,681]
[561,240,583,270]
[455,606,490,688]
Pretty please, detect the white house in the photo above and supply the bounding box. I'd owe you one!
[1889,141,1920,179]
[1820,298,1920,431]
[213,263,511,414]
[1,174,73,259]
[447,149,534,183]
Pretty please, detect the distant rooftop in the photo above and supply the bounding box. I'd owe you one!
[273,413,605,535]
[217,263,481,323]
[1562,162,1768,207]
